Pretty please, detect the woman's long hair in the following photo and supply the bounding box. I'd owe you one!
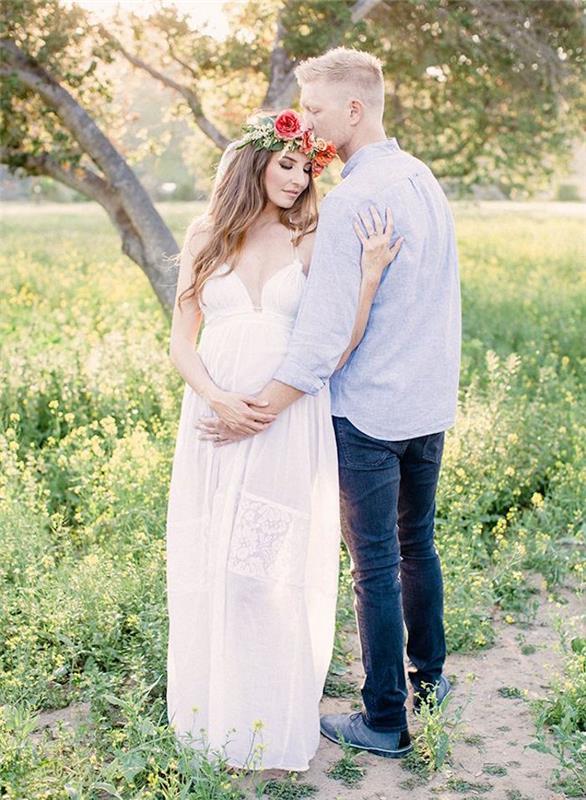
[177,144,318,309]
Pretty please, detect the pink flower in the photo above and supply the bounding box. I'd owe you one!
[274,109,303,140]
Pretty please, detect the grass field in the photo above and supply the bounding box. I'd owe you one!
[0,202,584,798]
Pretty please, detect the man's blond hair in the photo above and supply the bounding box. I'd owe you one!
[295,47,384,113]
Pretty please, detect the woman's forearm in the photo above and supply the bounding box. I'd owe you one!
[335,276,380,370]
[169,337,221,405]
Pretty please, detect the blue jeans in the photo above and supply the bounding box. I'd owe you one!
[333,416,447,733]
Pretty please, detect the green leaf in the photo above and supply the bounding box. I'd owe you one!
[570,637,585,655]
[93,784,123,799]
[528,741,551,754]
[104,693,124,707]
[118,750,147,781]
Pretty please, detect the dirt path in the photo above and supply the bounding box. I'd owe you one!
[30,582,582,798]
[245,581,584,800]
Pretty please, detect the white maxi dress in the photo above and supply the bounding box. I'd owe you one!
[165,234,341,772]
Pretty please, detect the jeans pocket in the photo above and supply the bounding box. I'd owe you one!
[421,431,445,464]
[334,417,390,470]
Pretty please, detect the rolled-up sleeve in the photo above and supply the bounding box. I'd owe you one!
[273,194,361,394]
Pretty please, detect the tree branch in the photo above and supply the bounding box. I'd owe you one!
[1,147,108,201]
[166,39,201,84]
[0,146,147,265]
[103,29,230,150]
[351,0,383,23]
[0,38,179,311]
[470,0,568,93]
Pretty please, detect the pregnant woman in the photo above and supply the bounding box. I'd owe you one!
[165,110,402,771]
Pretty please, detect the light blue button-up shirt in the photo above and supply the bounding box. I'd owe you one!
[273,138,461,440]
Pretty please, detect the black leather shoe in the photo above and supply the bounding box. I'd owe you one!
[320,712,413,759]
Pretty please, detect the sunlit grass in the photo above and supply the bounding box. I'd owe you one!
[0,201,584,797]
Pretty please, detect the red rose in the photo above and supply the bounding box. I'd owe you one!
[274,109,302,140]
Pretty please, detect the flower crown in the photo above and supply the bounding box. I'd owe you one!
[235,109,337,176]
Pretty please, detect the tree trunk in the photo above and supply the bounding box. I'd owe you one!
[0,40,179,315]
[262,0,384,110]
[1,0,385,315]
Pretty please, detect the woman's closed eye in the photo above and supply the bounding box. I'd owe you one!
[280,164,313,174]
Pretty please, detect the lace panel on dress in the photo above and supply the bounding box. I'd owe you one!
[227,491,310,585]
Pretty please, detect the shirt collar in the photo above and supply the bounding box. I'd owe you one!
[341,137,401,179]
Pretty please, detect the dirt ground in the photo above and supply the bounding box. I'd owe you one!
[244,580,584,800]
[31,581,583,799]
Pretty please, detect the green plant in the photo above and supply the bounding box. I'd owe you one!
[498,687,524,699]
[326,738,366,787]
[530,625,586,798]
[445,776,493,793]
[2,205,585,797]
[482,763,507,776]
[411,689,464,773]
[259,777,318,798]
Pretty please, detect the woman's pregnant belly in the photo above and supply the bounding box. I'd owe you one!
[197,315,293,395]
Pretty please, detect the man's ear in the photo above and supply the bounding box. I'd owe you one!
[348,98,364,126]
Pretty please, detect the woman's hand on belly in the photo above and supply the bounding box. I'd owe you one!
[206,387,277,436]
[195,417,250,447]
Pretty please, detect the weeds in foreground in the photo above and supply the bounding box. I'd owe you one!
[412,689,464,773]
[322,675,359,698]
[398,772,428,791]
[0,688,266,800]
[1,208,585,796]
[258,777,318,798]
[462,733,485,748]
[530,621,586,798]
[483,762,507,776]
[498,686,525,699]
[445,776,493,793]
[326,738,366,787]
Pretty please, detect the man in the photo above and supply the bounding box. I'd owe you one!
[199,47,461,759]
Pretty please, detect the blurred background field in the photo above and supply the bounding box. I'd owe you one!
[0,201,584,797]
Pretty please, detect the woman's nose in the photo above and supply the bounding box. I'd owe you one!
[290,172,305,188]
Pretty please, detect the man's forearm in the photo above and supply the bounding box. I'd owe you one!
[194,379,304,445]
[256,379,305,415]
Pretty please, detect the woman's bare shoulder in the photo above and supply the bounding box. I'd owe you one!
[183,214,213,256]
